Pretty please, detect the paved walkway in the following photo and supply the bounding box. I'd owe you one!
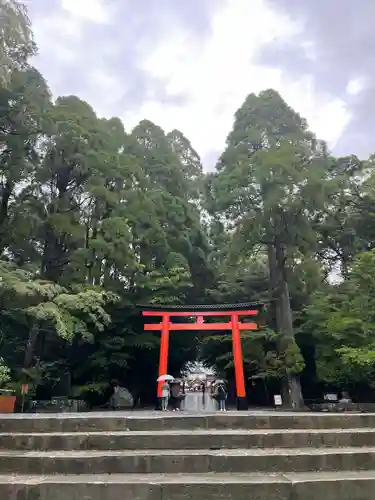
[1,410,375,419]
[183,392,217,412]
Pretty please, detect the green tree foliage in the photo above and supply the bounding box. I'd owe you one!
[303,250,375,387]
[0,261,115,373]
[0,7,211,402]
[0,68,51,254]
[206,90,332,407]
[3,0,375,408]
[0,0,35,86]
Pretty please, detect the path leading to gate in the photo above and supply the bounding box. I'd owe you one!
[183,391,217,412]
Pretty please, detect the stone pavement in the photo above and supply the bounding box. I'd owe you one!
[183,391,217,412]
[1,411,375,498]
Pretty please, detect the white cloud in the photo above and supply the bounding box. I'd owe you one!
[284,76,350,148]
[128,0,350,160]
[60,0,111,23]
[30,11,82,81]
[31,0,114,65]
[85,69,126,115]
[301,40,317,61]
[29,0,351,167]
[29,0,121,101]
[346,77,366,96]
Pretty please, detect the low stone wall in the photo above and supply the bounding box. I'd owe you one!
[307,401,375,413]
[29,399,88,413]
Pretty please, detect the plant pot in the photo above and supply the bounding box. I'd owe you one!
[0,395,16,413]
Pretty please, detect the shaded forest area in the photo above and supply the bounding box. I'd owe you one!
[2,1,375,408]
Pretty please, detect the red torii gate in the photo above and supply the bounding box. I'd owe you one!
[141,303,263,410]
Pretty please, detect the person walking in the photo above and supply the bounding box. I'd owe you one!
[161,382,170,411]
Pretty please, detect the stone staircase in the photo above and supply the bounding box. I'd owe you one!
[1,412,375,499]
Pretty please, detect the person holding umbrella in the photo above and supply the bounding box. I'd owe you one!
[161,382,170,411]
[170,379,184,411]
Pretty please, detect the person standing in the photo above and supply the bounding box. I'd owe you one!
[217,384,227,411]
[170,381,182,411]
[161,382,170,411]
[202,381,206,409]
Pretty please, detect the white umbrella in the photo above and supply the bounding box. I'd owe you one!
[157,375,174,382]
[213,379,225,385]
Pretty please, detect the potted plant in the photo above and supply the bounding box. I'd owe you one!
[0,359,14,413]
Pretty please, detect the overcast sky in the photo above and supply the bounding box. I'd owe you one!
[26,0,370,169]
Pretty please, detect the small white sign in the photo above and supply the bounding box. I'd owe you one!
[324,393,338,401]
[274,395,282,406]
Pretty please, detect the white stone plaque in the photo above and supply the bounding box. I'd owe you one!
[274,395,282,406]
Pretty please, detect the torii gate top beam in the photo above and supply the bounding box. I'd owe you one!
[138,302,263,313]
[140,303,263,331]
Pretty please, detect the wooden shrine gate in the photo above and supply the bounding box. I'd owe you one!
[141,303,263,410]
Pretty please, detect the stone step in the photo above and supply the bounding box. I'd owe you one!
[1,471,375,500]
[2,412,375,433]
[1,428,375,451]
[1,447,375,474]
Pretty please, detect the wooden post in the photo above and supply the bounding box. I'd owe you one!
[231,314,248,410]
[157,313,170,400]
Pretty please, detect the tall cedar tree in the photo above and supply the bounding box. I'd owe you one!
[208,90,330,407]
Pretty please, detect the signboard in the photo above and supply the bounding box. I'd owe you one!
[274,394,282,406]
[324,393,338,401]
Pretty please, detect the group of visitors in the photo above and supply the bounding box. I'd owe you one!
[161,380,184,411]
[161,379,227,411]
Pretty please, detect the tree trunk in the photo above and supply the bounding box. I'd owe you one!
[268,240,304,409]
[24,324,39,369]
[41,223,66,282]
[41,175,71,282]
[103,259,112,287]
[0,180,12,253]
[0,180,11,225]
[267,244,282,328]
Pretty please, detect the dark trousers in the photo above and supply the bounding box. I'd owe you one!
[170,396,181,410]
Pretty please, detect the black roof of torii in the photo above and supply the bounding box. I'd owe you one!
[136,302,264,312]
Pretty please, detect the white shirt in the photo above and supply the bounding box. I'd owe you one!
[161,384,170,397]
